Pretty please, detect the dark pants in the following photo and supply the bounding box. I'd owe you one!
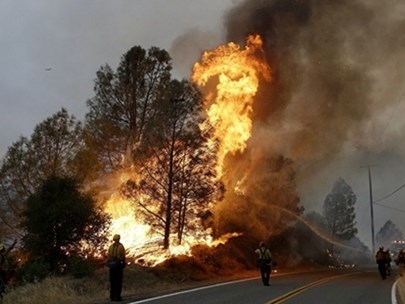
[377,261,386,280]
[259,264,271,285]
[109,265,123,301]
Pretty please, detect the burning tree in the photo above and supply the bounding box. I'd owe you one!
[83,45,225,256]
[123,79,223,249]
[85,46,172,172]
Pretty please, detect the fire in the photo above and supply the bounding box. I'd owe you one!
[105,187,241,265]
[101,35,270,265]
[102,189,199,265]
[192,34,271,177]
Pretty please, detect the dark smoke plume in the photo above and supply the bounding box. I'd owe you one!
[171,0,405,242]
[219,0,405,240]
[225,0,405,161]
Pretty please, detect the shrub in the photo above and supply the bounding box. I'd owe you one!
[67,257,97,278]
[17,259,50,283]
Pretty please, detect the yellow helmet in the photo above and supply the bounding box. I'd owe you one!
[113,234,120,241]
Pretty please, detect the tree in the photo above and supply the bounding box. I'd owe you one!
[85,46,172,172]
[0,109,85,240]
[376,220,403,249]
[123,80,223,249]
[323,178,357,254]
[21,175,110,272]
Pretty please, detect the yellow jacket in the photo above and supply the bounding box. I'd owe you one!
[108,242,126,262]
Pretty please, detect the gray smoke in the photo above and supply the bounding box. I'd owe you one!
[224,0,405,160]
[222,0,405,244]
[170,0,405,244]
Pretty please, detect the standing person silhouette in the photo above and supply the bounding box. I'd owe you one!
[107,234,126,302]
[255,241,272,286]
[375,246,387,280]
[396,249,405,276]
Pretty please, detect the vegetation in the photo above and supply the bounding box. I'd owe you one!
[375,219,404,249]
[0,238,258,304]
[0,42,375,302]
[322,177,357,255]
[85,46,172,172]
[21,175,110,274]
[122,79,223,248]
[0,235,324,304]
[0,109,84,240]
[84,45,223,249]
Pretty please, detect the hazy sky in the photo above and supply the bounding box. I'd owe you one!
[1,0,405,251]
[0,0,233,158]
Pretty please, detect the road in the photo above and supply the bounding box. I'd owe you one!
[129,266,397,304]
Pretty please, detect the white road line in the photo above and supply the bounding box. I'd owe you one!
[391,279,398,304]
[128,276,258,304]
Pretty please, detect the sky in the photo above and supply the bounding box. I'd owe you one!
[1,0,405,251]
[0,0,233,158]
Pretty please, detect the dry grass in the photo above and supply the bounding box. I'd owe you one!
[1,264,194,304]
[0,239,306,304]
[1,244,258,304]
[1,275,100,304]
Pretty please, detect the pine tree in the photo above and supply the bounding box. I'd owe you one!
[323,178,357,254]
[376,219,403,249]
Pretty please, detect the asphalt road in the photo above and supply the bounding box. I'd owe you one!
[129,266,397,304]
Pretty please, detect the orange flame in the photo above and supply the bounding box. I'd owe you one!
[192,34,271,177]
[101,35,270,264]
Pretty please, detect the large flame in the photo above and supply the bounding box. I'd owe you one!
[192,34,271,177]
[101,35,270,265]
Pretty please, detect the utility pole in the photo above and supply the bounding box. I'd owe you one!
[361,165,377,254]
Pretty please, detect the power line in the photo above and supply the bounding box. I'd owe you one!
[374,202,405,214]
[374,181,405,203]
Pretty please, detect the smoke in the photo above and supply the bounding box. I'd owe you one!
[170,29,224,79]
[221,0,405,242]
[225,0,405,160]
[171,0,405,244]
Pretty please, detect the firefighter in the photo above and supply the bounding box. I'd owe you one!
[396,249,405,276]
[107,234,126,302]
[255,241,272,286]
[375,246,387,280]
[383,249,392,276]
